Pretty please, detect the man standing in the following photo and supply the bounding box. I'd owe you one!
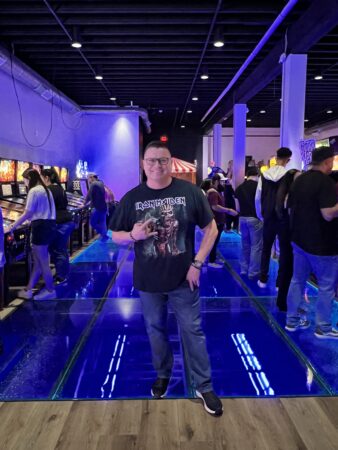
[85,173,108,241]
[111,141,223,416]
[207,174,238,268]
[235,166,262,279]
[255,147,292,300]
[285,146,338,338]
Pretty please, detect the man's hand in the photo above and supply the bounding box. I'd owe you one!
[131,218,158,241]
[186,265,201,291]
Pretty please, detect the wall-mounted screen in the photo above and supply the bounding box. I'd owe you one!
[315,139,330,148]
[32,164,41,173]
[53,166,60,176]
[17,161,30,182]
[60,167,68,183]
[43,165,51,169]
[0,160,16,182]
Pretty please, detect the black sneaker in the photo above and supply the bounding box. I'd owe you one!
[285,319,310,332]
[314,328,338,340]
[196,390,223,416]
[151,378,170,398]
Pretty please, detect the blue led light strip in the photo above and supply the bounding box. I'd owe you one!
[231,333,275,396]
[100,334,127,398]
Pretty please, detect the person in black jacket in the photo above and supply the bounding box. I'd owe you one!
[41,169,75,284]
[255,147,292,295]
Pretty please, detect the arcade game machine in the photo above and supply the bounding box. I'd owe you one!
[0,159,31,304]
[60,167,68,191]
[67,176,92,245]
[4,160,30,206]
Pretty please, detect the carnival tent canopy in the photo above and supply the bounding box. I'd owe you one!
[171,157,196,173]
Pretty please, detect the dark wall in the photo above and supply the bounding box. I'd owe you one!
[144,128,203,185]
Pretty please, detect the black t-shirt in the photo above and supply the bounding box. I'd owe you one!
[288,170,337,256]
[110,178,214,292]
[48,184,72,224]
[234,179,258,218]
[88,180,106,211]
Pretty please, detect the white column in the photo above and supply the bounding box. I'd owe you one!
[280,54,307,169]
[213,124,222,167]
[233,103,246,188]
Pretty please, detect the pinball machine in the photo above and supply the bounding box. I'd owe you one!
[0,159,31,305]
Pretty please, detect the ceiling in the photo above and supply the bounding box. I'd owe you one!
[0,0,338,134]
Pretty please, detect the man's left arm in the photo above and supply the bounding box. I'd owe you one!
[186,219,217,291]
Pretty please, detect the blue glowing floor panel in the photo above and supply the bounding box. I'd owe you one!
[59,299,185,399]
[0,234,336,400]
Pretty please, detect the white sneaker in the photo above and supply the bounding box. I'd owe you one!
[257,280,267,288]
[34,289,57,301]
[208,262,223,269]
[18,289,33,300]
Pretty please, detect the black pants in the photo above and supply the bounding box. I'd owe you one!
[260,216,293,310]
[209,223,224,262]
[225,214,239,231]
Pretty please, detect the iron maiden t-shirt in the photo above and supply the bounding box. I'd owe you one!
[111,178,213,292]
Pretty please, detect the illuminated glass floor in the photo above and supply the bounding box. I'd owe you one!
[0,232,337,401]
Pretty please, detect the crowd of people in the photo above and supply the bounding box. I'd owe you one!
[202,145,338,339]
[1,168,115,300]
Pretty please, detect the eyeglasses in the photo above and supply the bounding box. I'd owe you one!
[144,157,170,166]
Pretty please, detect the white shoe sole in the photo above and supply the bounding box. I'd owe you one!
[314,333,338,340]
[151,389,168,398]
[196,391,223,416]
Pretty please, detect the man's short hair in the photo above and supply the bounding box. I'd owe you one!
[143,140,171,157]
[246,166,259,177]
[276,147,292,159]
[311,146,334,165]
[87,172,98,179]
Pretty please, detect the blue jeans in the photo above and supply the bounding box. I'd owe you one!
[49,221,75,278]
[239,217,263,278]
[90,209,107,237]
[139,282,212,393]
[287,243,338,332]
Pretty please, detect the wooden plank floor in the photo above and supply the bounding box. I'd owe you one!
[0,397,337,450]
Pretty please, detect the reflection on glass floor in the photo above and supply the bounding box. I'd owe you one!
[0,232,337,401]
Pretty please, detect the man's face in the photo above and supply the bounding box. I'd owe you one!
[143,146,172,182]
[87,175,95,184]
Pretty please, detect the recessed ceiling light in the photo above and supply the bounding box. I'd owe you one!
[260,110,266,114]
[214,41,224,48]
[327,110,333,114]
[314,75,323,80]
[110,97,116,101]
[247,119,252,122]
[304,119,309,122]
[181,125,186,128]
[192,96,198,101]
[200,74,209,80]
[71,41,82,49]
[158,109,163,113]
[95,75,103,80]
[187,110,192,114]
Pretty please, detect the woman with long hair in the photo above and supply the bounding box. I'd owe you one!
[41,168,75,284]
[9,169,56,300]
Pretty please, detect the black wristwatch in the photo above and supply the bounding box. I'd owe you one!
[191,259,203,270]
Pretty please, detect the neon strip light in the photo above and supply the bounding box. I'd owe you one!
[231,333,275,396]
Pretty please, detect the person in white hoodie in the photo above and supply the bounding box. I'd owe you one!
[255,147,292,301]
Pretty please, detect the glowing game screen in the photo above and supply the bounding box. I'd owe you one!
[53,166,60,176]
[333,154,338,171]
[0,160,15,182]
[17,161,30,182]
[60,167,68,183]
